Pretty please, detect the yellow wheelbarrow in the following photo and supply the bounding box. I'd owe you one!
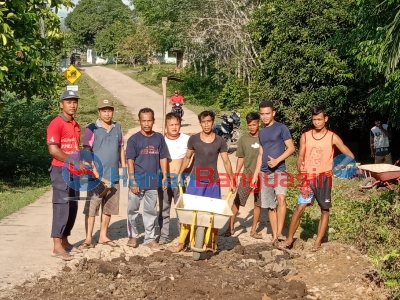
[174,184,233,261]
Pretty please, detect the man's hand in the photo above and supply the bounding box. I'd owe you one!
[267,155,279,168]
[230,181,236,194]
[371,150,375,158]
[297,161,306,173]
[129,181,139,194]
[251,175,259,189]
[162,176,168,190]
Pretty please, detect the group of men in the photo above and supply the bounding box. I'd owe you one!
[47,88,370,260]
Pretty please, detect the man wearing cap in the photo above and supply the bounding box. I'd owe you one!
[47,90,82,261]
[78,99,126,249]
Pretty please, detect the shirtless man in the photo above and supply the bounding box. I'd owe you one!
[158,113,193,244]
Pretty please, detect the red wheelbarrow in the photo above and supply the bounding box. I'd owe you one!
[359,160,400,190]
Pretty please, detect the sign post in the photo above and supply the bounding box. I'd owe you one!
[63,64,82,91]
[161,76,184,134]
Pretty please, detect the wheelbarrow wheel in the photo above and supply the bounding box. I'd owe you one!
[193,227,205,261]
[362,177,378,189]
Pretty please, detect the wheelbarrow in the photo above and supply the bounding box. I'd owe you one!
[174,184,233,261]
[358,160,400,190]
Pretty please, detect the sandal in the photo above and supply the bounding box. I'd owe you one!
[250,231,263,239]
[66,246,83,253]
[127,238,138,248]
[277,234,286,241]
[99,240,119,247]
[170,243,185,253]
[278,241,293,250]
[311,245,321,252]
[78,242,94,250]
[51,251,74,261]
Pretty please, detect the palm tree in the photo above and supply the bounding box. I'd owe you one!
[379,8,400,76]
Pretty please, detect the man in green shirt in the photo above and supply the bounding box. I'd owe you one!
[224,112,262,239]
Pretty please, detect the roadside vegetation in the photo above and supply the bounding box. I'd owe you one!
[0,72,134,221]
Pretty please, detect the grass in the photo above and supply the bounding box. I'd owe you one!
[0,71,135,221]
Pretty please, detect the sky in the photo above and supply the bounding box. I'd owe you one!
[56,0,133,18]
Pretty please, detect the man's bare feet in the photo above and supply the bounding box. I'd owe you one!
[146,240,161,249]
[127,238,138,248]
[170,243,185,253]
[62,241,82,253]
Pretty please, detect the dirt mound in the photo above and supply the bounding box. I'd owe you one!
[0,244,309,300]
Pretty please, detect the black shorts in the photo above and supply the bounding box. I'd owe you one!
[297,175,332,209]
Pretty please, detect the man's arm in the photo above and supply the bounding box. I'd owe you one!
[296,134,306,173]
[333,134,354,158]
[160,157,168,190]
[380,124,392,138]
[235,157,244,174]
[127,158,139,194]
[119,147,126,168]
[178,149,195,184]
[370,135,375,158]
[267,138,295,168]
[220,151,236,193]
[48,145,69,162]
[252,146,263,185]
[182,154,195,174]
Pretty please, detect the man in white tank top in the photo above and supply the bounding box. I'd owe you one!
[158,113,193,245]
[370,116,392,164]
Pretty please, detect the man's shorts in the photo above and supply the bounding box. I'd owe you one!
[186,179,221,199]
[233,180,260,207]
[375,153,392,164]
[297,175,332,210]
[83,182,120,216]
[260,171,288,209]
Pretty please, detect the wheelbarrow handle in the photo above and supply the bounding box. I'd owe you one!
[226,191,232,201]
[178,182,183,195]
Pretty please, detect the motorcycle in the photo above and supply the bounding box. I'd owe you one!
[171,102,184,119]
[213,110,241,150]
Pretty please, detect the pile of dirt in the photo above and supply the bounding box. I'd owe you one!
[0,244,309,300]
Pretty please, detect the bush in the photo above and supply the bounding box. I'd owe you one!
[0,91,59,179]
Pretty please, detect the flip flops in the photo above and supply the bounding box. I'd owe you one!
[77,242,94,250]
[66,246,83,253]
[51,251,74,261]
[277,241,293,250]
[99,240,119,247]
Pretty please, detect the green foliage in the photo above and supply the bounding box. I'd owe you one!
[0,91,59,178]
[64,0,134,49]
[0,0,73,101]
[217,77,248,110]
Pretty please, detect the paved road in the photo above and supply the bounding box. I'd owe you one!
[0,65,269,295]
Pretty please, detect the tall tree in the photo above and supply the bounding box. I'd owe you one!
[64,0,134,49]
[0,0,74,101]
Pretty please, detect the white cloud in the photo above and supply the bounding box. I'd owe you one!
[56,0,132,18]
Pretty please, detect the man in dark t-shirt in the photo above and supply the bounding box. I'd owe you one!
[125,108,170,249]
[252,101,295,245]
[178,110,235,198]
[171,111,236,253]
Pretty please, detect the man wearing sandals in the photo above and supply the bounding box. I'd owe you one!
[47,90,82,260]
[171,110,236,252]
[279,106,354,251]
[157,112,192,245]
[78,99,126,249]
[252,101,295,245]
[224,112,263,239]
[126,108,170,249]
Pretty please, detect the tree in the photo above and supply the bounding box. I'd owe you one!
[64,0,134,49]
[0,0,74,101]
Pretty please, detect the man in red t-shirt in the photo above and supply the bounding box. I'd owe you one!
[170,90,184,105]
[47,90,82,261]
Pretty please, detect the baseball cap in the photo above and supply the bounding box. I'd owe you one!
[60,90,80,102]
[98,99,114,109]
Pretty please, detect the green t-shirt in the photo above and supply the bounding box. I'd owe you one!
[236,133,260,175]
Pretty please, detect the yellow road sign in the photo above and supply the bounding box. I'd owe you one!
[63,64,82,84]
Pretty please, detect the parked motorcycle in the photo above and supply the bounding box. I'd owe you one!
[171,102,184,119]
[213,110,241,150]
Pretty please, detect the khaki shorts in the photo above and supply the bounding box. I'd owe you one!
[375,153,392,164]
[260,171,288,209]
[83,183,120,216]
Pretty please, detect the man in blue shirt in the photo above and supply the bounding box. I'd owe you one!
[252,101,295,245]
[125,108,170,249]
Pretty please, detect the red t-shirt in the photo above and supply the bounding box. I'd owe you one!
[47,114,81,167]
[170,95,184,103]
